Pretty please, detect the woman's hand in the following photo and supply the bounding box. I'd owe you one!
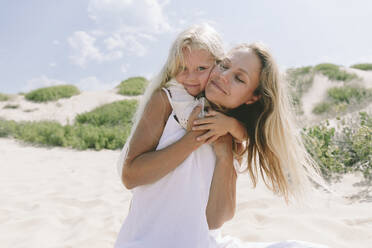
[192,110,234,144]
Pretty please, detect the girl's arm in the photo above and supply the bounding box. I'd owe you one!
[192,110,247,144]
[122,90,205,189]
[205,134,237,229]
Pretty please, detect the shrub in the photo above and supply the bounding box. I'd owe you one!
[350,63,372,71]
[25,85,80,102]
[303,112,372,180]
[0,93,9,101]
[314,63,358,82]
[75,100,138,127]
[117,77,148,96]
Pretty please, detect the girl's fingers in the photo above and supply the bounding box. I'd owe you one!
[194,116,216,125]
[206,135,219,144]
[196,131,215,142]
[192,124,213,131]
[205,110,218,117]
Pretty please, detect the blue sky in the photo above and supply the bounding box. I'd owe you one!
[1,0,371,94]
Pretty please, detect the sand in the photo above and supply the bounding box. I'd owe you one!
[1,72,372,247]
[1,138,371,248]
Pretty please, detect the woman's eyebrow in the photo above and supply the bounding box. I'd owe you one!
[238,68,250,77]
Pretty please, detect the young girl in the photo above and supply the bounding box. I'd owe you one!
[115,24,329,247]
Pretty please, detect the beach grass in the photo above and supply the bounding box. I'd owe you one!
[350,63,372,71]
[25,85,80,102]
[312,85,372,115]
[314,63,358,82]
[0,100,138,150]
[0,93,10,101]
[76,100,137,127]
[117,77,148,96]
[3,104,19,109]
[287,66,315,114]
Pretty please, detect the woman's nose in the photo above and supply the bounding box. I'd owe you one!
[218,70,230,85]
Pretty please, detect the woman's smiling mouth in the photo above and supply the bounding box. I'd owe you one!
[211,80,227,95]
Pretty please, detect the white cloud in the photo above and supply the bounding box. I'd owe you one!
[76,76,118,91]
[49,62,57,67]
[121,63,129,73]
[67,0,177,67]
[23,75,69,92]
[53,40,60,45]
[68,31,123,67]
[87,0,171,34]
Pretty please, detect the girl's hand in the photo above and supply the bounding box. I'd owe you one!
[192,110,233,144]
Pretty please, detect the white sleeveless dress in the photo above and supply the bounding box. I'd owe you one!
[114,85,329,248]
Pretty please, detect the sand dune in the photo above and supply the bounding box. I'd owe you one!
[1,138,371,248]
[0,90,140,125]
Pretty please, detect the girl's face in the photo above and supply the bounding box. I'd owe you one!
[175,48,215,96]
[205,49,261,109]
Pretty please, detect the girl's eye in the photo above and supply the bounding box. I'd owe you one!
[198,66,207,71]
[235,75,245,83]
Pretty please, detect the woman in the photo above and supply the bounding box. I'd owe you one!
[115,42,328,248]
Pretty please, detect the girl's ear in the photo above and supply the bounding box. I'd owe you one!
[245,94,261,105]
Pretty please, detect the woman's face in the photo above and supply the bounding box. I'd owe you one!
[205,48,261,109]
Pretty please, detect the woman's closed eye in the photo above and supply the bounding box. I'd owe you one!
[235,74,245,83]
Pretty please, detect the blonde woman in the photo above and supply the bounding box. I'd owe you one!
[115,26,328,247]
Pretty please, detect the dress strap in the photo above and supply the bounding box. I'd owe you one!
[161,87,172,103]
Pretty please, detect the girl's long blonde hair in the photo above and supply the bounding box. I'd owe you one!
[117,23,224,179]
[228,43,327,203]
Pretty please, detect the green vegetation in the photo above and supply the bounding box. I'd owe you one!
[303,112,372,180]
[117,77,148,96]
[25,85,80,102]
[3,104,19,109]
[0,93,10,101]
[76,100,137,127]
[312,85,372,115]
[351,63,372,71]
[314,63,358,82]
[286,66,315,114]
[0,100,138,150]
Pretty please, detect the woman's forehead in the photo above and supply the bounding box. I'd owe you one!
[227,49,261,72]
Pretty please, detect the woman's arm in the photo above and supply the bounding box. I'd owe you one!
[205,134,237,229]
[122,90,205,189]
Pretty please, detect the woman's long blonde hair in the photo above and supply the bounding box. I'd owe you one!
[228,43,327,203]
[117,23,224,179]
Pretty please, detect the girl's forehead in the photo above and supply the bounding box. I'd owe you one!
[182,48,215,62]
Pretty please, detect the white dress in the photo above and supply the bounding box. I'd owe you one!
[114,83,329,248]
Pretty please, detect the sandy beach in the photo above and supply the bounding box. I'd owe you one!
[1,69,371,247]
[1,138,371,248]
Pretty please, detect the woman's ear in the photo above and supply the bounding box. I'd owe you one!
[245,94,261,105]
